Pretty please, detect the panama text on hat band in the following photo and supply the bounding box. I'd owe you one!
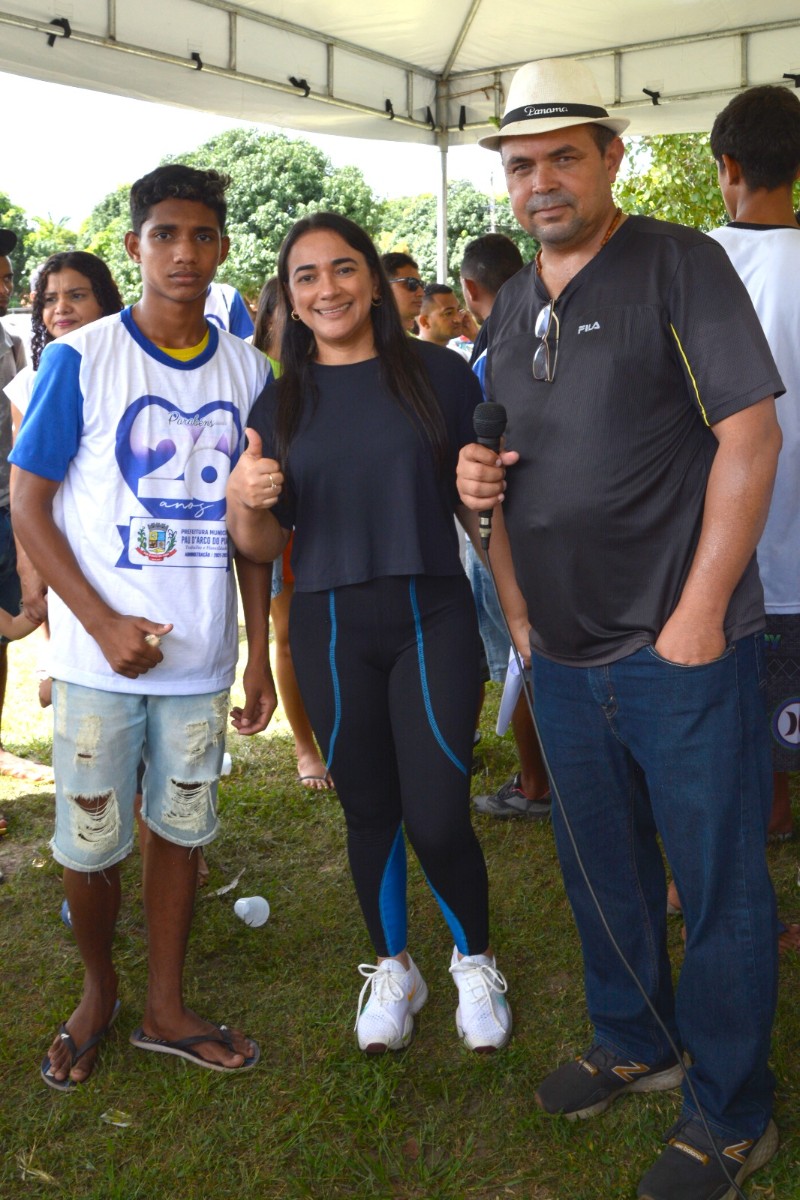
[501,102,610,129]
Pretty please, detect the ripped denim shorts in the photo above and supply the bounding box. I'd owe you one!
[50,682,229,871]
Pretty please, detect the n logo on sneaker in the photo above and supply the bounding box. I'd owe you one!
[724,1139,754,1164]
[611,1061,650,1083]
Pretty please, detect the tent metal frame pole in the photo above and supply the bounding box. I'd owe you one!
[436,134,448,283]
[0,7,433,134]
[433,0,484,279]
[449,16,800,81]
[4,7,799,138]
[177,0,439,79]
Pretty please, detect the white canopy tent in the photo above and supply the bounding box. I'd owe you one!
[2,1,800,273]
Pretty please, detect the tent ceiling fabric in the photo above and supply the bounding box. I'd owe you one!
[2,1,800,147]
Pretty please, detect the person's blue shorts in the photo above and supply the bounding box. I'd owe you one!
[50,682,229,872]
[0,506,21,646]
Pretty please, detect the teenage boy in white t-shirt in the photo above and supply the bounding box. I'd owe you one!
[11,164,274,1088]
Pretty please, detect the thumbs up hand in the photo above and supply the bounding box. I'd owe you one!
[228,427,285,511]
[244,427,264,459]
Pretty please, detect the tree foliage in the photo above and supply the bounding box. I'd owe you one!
[0,195,80,298]
[80,183,140,300]
[78,129,384,302]
[173,129,382,299]
[26,217,79,266]
[6,131,739,311]
[614,133,727,231]
[380,180,537,285]
[0,191,32,294]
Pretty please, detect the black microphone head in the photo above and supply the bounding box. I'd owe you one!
[473,402,507,442]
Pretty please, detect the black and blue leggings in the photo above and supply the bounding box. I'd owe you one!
[289,574,490,957]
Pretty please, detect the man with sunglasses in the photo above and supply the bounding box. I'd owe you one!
[381,252,424,332]
[457,56,783,1200]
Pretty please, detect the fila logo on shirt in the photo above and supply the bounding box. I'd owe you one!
[577,321,601,334]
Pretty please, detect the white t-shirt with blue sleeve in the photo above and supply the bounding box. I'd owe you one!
[11,308,270,694]
[204,283,254,340]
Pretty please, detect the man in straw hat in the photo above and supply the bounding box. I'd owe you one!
[457,57,782,1199]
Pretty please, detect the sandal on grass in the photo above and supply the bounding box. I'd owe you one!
[129,1022,260,1072]
[298,773,333,790]
[40,999,121,1092]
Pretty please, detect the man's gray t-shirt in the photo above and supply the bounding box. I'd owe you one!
[486,215,784,666]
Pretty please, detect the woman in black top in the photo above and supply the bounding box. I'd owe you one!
[227,213,511,1055]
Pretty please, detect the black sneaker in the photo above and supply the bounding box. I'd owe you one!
[535,1043,683,1121]
[637,1115,779,1200]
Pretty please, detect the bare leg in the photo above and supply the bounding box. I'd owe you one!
[779,924,800,954]
[378,951,411,969]
[476,681,485,730]
[38,620,52,708]
[768,771,793,838]
[272,585,331,788]
[138,830,254,1066]
[135,792,207,886]
[45,864,120,1084]
[512,694,550,799]
[378,946,494,968]
[0,641,54,782]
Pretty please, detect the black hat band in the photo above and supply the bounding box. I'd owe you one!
[500,102,610,128]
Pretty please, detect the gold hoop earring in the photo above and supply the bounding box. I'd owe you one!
[291,310,301,322]
[371,296,382,308]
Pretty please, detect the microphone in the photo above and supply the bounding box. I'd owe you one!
[473,402,507,549]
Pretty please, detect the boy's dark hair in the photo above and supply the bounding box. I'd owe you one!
[129,164,231,234]
[31,251,123,369]
[710,85,800,191]
[381,251,419,277]
[460,234,523,297]
[275,212,447,469]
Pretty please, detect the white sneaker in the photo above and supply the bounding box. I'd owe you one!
[449,947,512,1052]
[355,956,428,1053]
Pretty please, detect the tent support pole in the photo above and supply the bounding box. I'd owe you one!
[436,133,449,282]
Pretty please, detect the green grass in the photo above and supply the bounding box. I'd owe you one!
[0,626,798,1199]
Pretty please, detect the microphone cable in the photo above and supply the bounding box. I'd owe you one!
[479,521,754,1200]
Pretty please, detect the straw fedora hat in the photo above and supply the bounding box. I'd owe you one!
[479,57,629,151]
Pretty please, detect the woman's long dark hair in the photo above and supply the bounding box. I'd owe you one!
[274,212,447,469]
[31,251,123,369]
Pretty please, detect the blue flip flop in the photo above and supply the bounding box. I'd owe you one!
[41,998,121,1091]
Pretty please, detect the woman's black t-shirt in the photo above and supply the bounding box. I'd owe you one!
[247,339,482,593]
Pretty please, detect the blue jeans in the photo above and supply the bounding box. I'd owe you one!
[530,634,777,1140]
[465,540,510,682]
[51,683,229,871]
